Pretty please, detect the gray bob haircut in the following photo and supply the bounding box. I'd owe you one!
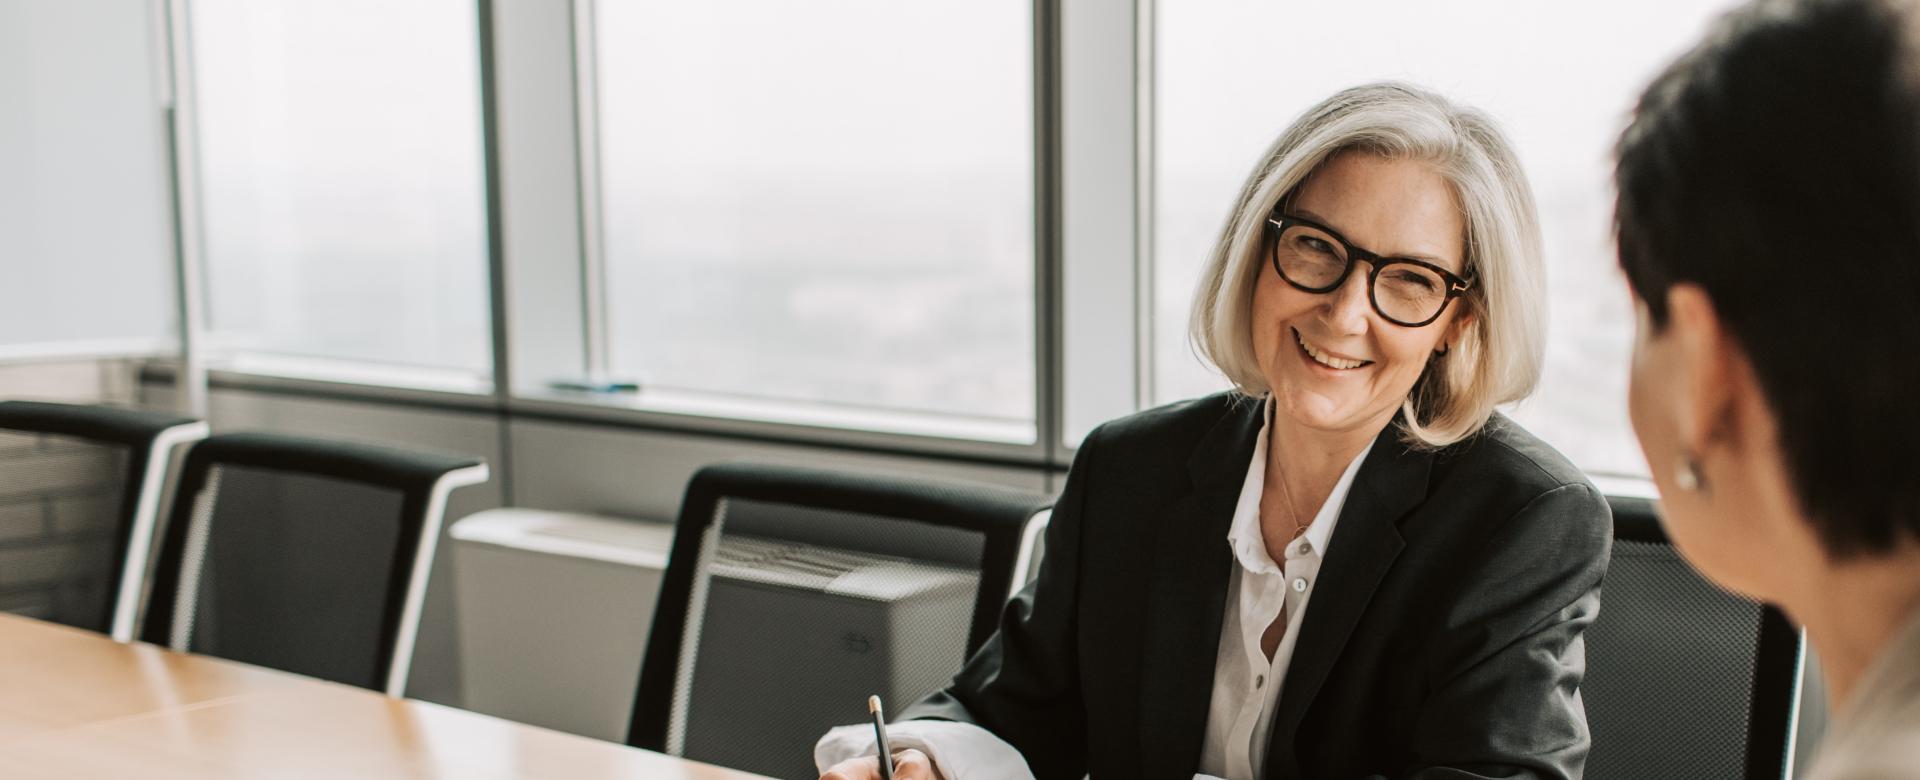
[1188,82,1546,448]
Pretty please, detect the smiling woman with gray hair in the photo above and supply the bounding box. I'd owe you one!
[817,82,1610,780]
[1190,85,1546,450]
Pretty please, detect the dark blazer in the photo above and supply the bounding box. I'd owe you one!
[900,392,1612,779]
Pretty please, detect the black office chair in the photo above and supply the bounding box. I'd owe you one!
[139,432,489,696]
[1583,495,1808,779]
[0,400,207,640]
[628,461,1053,780]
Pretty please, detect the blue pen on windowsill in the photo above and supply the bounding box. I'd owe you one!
[547,378,641,394]
[869,695,895,780]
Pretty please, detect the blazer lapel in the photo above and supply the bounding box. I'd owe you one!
[1261,425,1431,779]
[1137,397,1264,778]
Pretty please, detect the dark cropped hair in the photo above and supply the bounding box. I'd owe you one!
[1615,0,1920,558]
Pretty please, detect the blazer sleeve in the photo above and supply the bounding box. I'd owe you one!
[895,425,1101,780]
[1388,482,1613,780]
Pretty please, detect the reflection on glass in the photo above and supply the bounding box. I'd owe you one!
[192,0,492,381]
[1153,0,1744,476]
[595,1,1035,431]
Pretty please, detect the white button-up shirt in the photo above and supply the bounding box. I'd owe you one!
[817,402,1374,780]
[1198,404,1370,779]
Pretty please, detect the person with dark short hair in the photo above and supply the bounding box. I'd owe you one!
[1616,0,1920,775]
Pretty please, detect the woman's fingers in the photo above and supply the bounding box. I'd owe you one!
[892,749,941,779]
[818,749,942,780]
[818,754,881,780]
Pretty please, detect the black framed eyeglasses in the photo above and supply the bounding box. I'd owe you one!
[1265,211,1474,328]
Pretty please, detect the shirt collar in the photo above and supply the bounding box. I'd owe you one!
[1225,397,1376,575]
[1836,602,1920,726]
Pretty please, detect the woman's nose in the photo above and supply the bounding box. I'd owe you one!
[1322,266,1373,334]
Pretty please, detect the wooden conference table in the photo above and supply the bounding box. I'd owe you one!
[0,613,771,778]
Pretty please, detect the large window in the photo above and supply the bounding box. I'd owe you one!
[89,0,1748,466]
[191,0,492,387]
[1151,0,1743,476]
[592,1,1036,440]
[1,0,175,359]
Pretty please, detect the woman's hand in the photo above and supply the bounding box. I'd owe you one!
[819,749,944,780]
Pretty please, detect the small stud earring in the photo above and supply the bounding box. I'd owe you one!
[1675,454,1707,493]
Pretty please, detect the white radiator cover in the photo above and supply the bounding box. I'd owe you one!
[451,508,675,741]
[453,506,995,770]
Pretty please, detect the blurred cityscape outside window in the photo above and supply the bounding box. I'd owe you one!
[1152,0,1744,476]
[193,0,493,385]
[594,1,1036,435]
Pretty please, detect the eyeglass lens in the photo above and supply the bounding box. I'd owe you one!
[1272,222,1451,325]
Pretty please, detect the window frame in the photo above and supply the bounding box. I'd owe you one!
[492,0,1068,465]
[144,0,1655,490]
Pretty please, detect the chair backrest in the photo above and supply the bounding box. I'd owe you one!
[139,432,488,696]
[0,401,207,640]
[1583,495,1806,780]
[628,461,1052,779]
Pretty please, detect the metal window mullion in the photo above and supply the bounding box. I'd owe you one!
[477,0,511,399]
[569,0,612,384]
[1034,0,1066,466]
[1056,0,1150,459]
[475,0,516,505]
[160,0,209,418]
[1133,0,1157,409]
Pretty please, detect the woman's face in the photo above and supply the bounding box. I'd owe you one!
[1252,151,1471,437]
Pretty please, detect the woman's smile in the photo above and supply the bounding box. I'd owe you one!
[1293,328,1373,373]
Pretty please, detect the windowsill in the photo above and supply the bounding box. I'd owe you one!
[0,339,173,365]
[180,355,1034,446]
[138,358,1046,464]
[208,353,493,396]
[515,384,1037,447]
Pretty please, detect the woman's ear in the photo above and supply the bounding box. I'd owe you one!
[1663,284,1742,452]
[1439,306,1477,354]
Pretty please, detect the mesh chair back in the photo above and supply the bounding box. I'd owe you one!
[0,401,206,639]
[629,462,1052,780]
[140,432,488,695]
[1583,495,1805,780]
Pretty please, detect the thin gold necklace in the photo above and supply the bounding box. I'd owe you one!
[1270,451,1312,543]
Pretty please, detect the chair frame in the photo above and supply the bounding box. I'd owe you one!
[1605,495,1807,780]
[626,461,1053,754]
[138,432,488,696]
[0,401,209,642]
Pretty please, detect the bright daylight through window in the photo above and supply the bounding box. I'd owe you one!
[593,1,1036,441]
[192,0,493,387]
[1152,0,1744,477]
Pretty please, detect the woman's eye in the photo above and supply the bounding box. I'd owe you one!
[1301,237,1335,254]
[1387,270,1438,291]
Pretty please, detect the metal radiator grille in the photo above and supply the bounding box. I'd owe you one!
[667,498,985,780]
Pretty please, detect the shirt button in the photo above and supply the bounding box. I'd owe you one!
[1292,577,1308,593]
[1296,541,1311,555]
[1255,674,1265,688]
